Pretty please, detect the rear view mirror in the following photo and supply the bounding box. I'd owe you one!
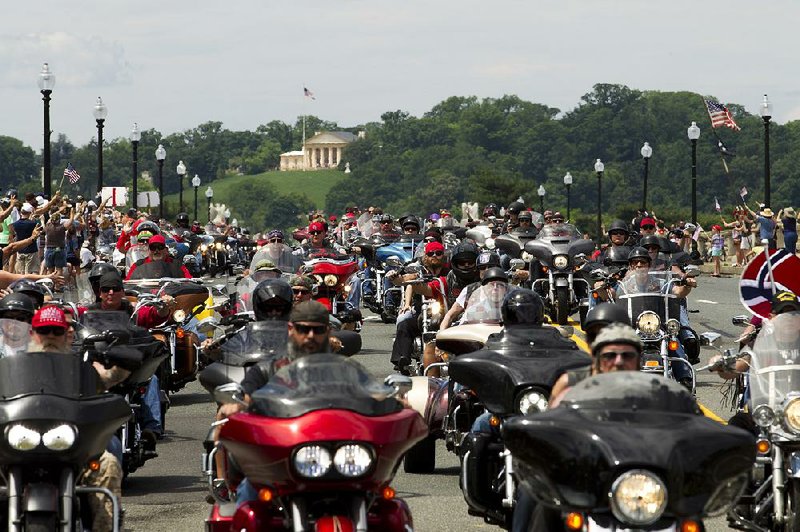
[509,258,526,271]
[404,263,422,275]
[731,315,750,327]
[384,256,403,269]
[699,331,721,347]
[384,374,413,397]
[213,382,246,405]
[685,268,701,278]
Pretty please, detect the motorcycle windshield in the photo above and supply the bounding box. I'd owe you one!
[75,271,96,306]
[617,271,681,323]
[749,311,800,412]
[249,244,299,273]
[125,243,149,270]
[535,223,581,242]
[0,319,32,358]
[248,353,402,418]
[236,273,284,312]
[220,321,288,362]
[461,282,515,324]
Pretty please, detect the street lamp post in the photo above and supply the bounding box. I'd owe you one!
[224,208,231,224]
[687,122,700,225]
[176,160,187,212]
[760,94,772,208]
[205,186,214,223]
[594,159,604,244]
[93,97,108,195]
[563,172,573,221]
[155,144,166,220]
[130,123,141,210]
[38,63,55,198]
[641,142,653,211]
[537,185,546,212]
[191,174,201,221]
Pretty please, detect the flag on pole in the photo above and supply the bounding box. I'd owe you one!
[692,224,703,242]
[64,163,81,184]
[303,86,315,100]
[715,197,721,212]
[704,99,741,131]
[740,186,748,202]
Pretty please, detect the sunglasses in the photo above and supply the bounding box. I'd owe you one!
[292,288,311,295]
[100,286,122,293]
[269,238,283,244]
[426,251,444,257]
[641,225,655,230]
[630,259,649,267]
[34,326,65,337]
[149,244,166,251]
[293,323,328,335]
[309,230,323,235]
[598,350,639,362]
[609,231,627,236]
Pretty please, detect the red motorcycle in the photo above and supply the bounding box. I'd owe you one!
[303,255,359,313]
[205,354,425,532]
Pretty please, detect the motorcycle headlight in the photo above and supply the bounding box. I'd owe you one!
[610,469,667,526]
[784,398,800,433]
[553,255,569,270]
[333,444,373,477]
[294,445,332,478]
[172,309,186,323]
[516,389,549,415]
[637,311,661,335]
[42,424,77,451]
[215,242,223,250]
[200,244,208,252]
[752,404,775,428]
[665,319,680,335]
[7,424,41,451]
[324,274,338,287]
[430,300,442,317]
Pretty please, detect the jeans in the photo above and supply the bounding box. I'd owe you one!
[391,315,420,365]
[785,232,798,254]
[106,435,123,464]
[140,376,163,435]
[235,477,258,509]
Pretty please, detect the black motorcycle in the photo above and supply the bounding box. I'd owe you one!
[504,371,756,531]
[449,327,591,527]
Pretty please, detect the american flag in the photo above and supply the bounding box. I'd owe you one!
[63,163,81,184]
[303,86,315,100]
[704,99,741,131]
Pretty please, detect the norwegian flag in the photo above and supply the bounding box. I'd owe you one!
[740,249,800,319]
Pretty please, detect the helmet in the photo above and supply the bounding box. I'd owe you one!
[401,215,421,230]
[607,219,629,235]
[378,214,393,224]
[591,323,643,356]
[8,279,45,308]
[551,211,565,223]
[89,262,118,285]
[483,203,499,217]
[0,293,35,319]
[477,251,501,269]
[176,212,190,226]
[628,247,651,264]
[135,220,160,238]
[450,242,479,283]
[501,289,544,326]
[517,210,533,221]
[481,266,508,285]
[604,246,632,267]
[507,201,524,215]
[252,279,293,321]
[584,303,630,344]
[639,235,661,250]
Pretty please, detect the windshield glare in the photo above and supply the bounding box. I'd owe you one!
[461,283,512,324]
[750,311,800,411]
[0,319,32,357]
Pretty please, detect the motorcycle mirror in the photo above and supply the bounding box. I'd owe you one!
[385,256,403,269]
[731,315,750,327]
[404,263,422,275]
[384,374,412,397]
[685,268,701,278]
[509,258,526,271]
[699,331,722,346]
[196,316,220,336]
[213,382,246,406]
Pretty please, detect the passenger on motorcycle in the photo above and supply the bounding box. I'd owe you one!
[440,266,509,329]
[0,293,33,357]
[126,234,192,280]
[289,274,315,304]
[637,216,658,239]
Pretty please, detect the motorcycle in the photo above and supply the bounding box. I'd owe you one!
[358,235,420,323]
[204,355,425,532]
[503,371,756,531]
[524,223,594,325]
[302,255,359,314]
[0,324,133,531]
[249,242,302,274]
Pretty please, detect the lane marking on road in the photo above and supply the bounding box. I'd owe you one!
[696,299,719,304]
[698,403,727,424]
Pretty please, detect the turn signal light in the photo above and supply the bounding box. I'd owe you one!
[176,327,185,339]
[489,416,501,427]
[565,512,584,530]
[668,340,679,351]
[88,460,101,472]
[757,439,771,454]
[382,486,395,500]
[644,360,660,367]
[257,487,274,502]
[541,266,549,273]
[680,519,701,532]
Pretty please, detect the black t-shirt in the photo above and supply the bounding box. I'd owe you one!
[241,355,291,396]
[11,219,38,253]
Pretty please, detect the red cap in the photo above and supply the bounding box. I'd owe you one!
[640,217,656,227]
[344,212,356,219]
[425,241,445,254]
[712,224,722,231]
[308,221,326,233]
[32,305,69,329]
[149,234,166,246]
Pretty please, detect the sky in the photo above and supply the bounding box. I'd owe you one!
[3,0,799,151]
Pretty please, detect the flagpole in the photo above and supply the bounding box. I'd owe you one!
[762,243,778,295]
[302,85,307,172]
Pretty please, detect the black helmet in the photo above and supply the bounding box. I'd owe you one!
[0,293,35,320]
[378,214,394,224]
[607,219,629,235]
[517,210,533,221]
[639,235,661,250]
[477,251,501,269]
[502,289,544,327]
[507,201,524,215]
[8,279,45,308]
[401,215,421,230]
[89,262,118,284]
[604,246,632,267]
[584,303,630,344]
[252,279,293,321]
[628,247,652,264]
[481,266,508,285]
[176,212,190,226]
[483,203,499,217]
[450,242,479,283]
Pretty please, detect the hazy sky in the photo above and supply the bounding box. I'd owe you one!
[3,1,798,151]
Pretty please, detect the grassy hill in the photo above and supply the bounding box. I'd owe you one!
[163,169,344,218]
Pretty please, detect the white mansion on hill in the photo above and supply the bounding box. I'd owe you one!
[279,131,361,171]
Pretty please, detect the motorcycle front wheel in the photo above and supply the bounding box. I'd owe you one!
[24,511,57,532]
[555,286,570,325]
[787,478,800,531]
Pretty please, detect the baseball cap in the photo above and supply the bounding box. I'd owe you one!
[289,274,314,290]
[21,204,34,214]
[289,300,329,324]
[253,259,279,272]
[640,217,656,227]
[424,241,445,254]
[148,234,166,246]
[772,291,800,315]
[267,229,284,240]
[32,305,69,330]
[308,221,326,233]
[591,323,643,355]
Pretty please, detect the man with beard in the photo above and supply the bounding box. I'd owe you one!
[126,234,192,280]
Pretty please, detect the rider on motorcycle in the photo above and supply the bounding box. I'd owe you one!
[594,219,631,262]
[0,293,34,357]
[440,266,509,329]
[126,234,192,280]
[295,221,343,258]
[582,301,630,345]
[502,201,524,234]
[175,212,190,231]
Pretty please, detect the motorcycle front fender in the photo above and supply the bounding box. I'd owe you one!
[553,275,569,288]
[24,482,59,512]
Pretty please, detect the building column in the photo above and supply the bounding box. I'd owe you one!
[336,147,342,166]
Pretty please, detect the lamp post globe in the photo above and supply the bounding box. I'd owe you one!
[205,186,214,223]
[155,144,167,220]
[39,63,55,198]
[687,122,700,225]
[563,172,573,221]
[760,94,772,208]
[537,185,546,212]
[176,160,187,213]
[594,159,604,244]
[191,174,201,221]
[93,97,108,195]
[640,142,652,211]
[130,123,141,210]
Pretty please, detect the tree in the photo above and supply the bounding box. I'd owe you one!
[0,137,36,189]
